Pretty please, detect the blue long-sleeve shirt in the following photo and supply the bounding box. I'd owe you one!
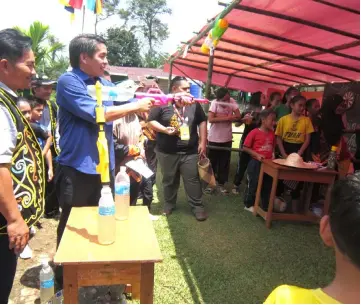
[56,68,115,175]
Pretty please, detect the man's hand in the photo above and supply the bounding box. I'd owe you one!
[165,127,176,135]
[255,153,264,162]
[137,98,154,112]
[173,92,194,106]
[7,217,29,255]
[48,168,53,182]
[198,142,206,157]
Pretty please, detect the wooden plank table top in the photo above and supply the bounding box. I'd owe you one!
[253,160,338,228]
[54,206,163,304]
[54,206,163,265]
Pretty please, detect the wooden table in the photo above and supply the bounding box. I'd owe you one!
[253,160,337,228]
[54,206,163,304]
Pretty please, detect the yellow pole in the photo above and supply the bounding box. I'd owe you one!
[95,81,110,184]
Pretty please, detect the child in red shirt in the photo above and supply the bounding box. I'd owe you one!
[243,109,276,212]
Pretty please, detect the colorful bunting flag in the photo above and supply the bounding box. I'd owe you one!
[95,0,102,14]
[86,0,96,11]
[69,0,84,9]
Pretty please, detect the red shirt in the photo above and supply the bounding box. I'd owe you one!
[243,128,275,160]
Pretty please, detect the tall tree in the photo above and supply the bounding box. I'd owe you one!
[95,0,122,34]
[104,27,142,67]
[14,21,65,75]
[119,0,172,58]
[143,52,169,69]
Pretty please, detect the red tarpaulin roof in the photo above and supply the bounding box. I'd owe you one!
[164,0,360,92]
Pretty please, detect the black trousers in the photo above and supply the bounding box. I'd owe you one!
[233,151,251,187]
[277,142,304,199]
[244,159,272,209]
[45,160,60,216]
[0,234,17,303]
[140,140,157,208]
[208,141,232,185]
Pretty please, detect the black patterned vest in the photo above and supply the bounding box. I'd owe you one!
[46,99,60,156]
[0,88,45,234]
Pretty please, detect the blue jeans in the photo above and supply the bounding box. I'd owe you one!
[244,159,272,209]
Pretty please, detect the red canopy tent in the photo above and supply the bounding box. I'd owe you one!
[164,0,360,94]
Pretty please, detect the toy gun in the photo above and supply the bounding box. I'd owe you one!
[201,16,229,54]
[135,92,209,106]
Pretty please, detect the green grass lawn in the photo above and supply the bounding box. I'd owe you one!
[147,133,334,304]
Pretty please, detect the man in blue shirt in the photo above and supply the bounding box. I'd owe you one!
[55,34,152,261]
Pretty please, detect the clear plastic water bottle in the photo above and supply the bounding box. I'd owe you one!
[115,167,130,221]
[327,146,338,170]
[39,256,55,304]
[98,185,116,245]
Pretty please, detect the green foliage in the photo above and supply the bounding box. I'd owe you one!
[104,27,142,67]
[14,21,65,75]
[122,0,171,55]
[142,51,169,68]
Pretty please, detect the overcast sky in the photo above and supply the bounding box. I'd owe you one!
[0,0,223,55]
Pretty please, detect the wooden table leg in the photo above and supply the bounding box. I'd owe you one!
[140,263,154,304]
[323,177,336,216]
[253,163,264,216]
[266,172,279,229]
[63,265,78,304]
[304,183,314,214]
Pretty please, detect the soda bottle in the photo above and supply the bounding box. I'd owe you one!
[39,256,55,304]
[327,146,338,170]
[98,185,116,245]
[115,167,130,221]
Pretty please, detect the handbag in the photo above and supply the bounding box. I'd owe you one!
[197,157,216,190]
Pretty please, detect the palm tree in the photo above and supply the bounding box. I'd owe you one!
[14,21,65,74]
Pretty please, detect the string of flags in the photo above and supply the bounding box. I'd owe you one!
[59,0,103,22]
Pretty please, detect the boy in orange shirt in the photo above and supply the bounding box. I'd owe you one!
[264,173,360,304]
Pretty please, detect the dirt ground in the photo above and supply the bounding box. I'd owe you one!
[9,218,127,304]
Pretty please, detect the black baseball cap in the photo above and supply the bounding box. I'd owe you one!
[32,75,57,87]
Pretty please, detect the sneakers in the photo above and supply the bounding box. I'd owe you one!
[19,244,33,260]
[203,187,214,194]
[194,210,208,221]
[149,214,159,221]
[29,226,37,236]
[219,185,229,195]
[232,186,240,195]
[244,206,254,213]
[162,207,175,216]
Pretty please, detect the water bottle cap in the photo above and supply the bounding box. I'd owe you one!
[39,255,49,267]
[120,166,127,172]
[331,146,338,151]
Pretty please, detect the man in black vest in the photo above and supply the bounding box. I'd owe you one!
[0,29,44,303]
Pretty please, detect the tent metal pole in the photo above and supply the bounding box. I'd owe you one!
[168,61,173,93]
[205,48,215,99]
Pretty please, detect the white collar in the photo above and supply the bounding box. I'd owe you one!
[0,82,17,98]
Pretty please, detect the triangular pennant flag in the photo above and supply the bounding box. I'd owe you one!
[59,0,70,5]
[69,0,83,9]
[64,5,75,22]
[86,0,96,11]
[95,0,102,14]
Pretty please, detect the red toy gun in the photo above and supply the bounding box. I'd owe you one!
[135,91,209,106]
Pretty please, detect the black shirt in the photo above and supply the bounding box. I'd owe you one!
[30,122,49,149]
[240,111,260,145]
[148,103,207,154]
